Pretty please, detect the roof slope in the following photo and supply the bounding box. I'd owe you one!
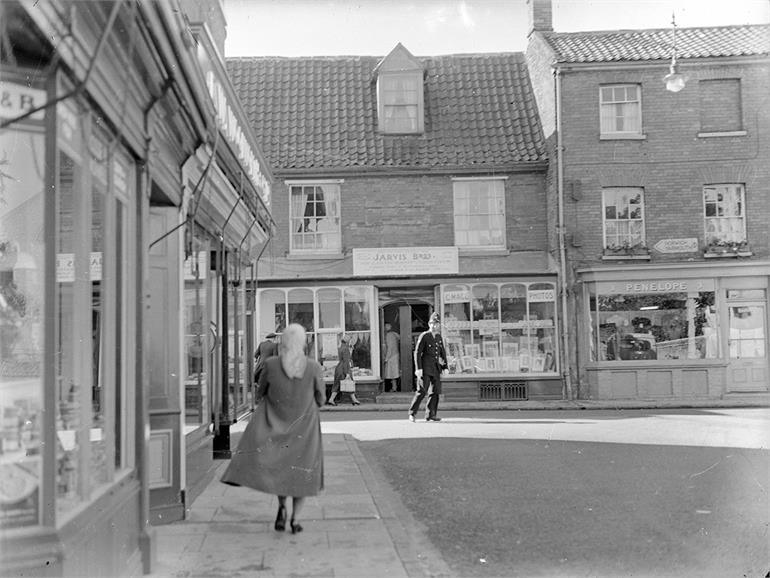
[226,53,546,171]
[542,24,770,63]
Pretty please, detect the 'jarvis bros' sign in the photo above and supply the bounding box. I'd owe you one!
[353,247,459,277]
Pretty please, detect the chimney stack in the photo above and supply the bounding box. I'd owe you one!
[527,0,553,35]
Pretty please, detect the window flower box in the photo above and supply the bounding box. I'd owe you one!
[602,243,651,260]
[703,239,752,258]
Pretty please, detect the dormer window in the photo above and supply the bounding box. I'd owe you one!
[375,43,424,134]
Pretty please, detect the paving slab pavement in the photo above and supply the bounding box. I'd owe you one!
[148,434,453,578]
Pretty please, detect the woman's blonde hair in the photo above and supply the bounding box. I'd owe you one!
[280,323,308,378]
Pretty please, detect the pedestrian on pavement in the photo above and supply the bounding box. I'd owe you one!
[383,322,401,392]
[327,334,361,406]
[253,331,278,383]
[409,312,448,422]
[221,323,325,534]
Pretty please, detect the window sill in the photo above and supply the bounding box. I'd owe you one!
[697,130,747,138]
[286,252,345,260]
[601,253,651,261]
[599,133,646,141]
[703,251,753,259]
[457,247,509,257]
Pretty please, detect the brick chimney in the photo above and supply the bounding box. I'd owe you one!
[527,0,553,35]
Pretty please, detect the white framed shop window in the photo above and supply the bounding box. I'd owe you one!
[257,285,378,380]
[440,281,558,375]
[588,280,717,362]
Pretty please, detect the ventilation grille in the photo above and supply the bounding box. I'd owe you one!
[478,382,528,401]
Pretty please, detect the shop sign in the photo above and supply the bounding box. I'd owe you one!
[353,247,459,277]
[444,289,471,302]
[596,278,715,294]
[653,238,699,253]
[205,72,270,200]
[0,82,45,121]
[528,288,555,302]
[56,252,102,282]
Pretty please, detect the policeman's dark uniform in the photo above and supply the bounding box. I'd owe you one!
[409,313,447,421]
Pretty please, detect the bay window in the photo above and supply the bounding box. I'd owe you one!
[258,286,376,380]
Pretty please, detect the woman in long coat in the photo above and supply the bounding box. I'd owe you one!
[326,335,360,405]
[221,323,325,534]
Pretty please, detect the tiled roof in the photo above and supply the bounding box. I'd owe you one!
[542,24,770,63]
[225,53,546,171]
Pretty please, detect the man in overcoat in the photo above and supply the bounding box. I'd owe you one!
[409,312,447,422]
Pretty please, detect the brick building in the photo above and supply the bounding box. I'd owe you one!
[526,0,770,399]
[227,43,565,401]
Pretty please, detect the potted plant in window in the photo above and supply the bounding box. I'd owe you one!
[704,238,751,258]
[602,241,650,259]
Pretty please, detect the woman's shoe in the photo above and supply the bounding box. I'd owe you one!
[352,400,360,406]
[290,519,303,534]
[326,400,336,406]
[274,505,286,532]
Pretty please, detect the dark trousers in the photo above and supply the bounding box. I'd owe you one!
[409,374,440,418]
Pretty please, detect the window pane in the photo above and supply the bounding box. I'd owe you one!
[318,288,342,329]
[0,125,45,528]
[259,289,286,335]
[344,287,370,331]
[288,288,314,332]
[290,184,341,252]
[184,248,208,427]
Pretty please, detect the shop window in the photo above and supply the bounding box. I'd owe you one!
[590,287,716,361]
[257,286,375,380]
[442,281,557,375]
[54,96,136,520]
[603,187,645,251]
[183,245,209,426]
[703,184,746,248]
[289,182,341,253]
[0,96,46,529]
[453,178,506,249]
[699,79,742,133]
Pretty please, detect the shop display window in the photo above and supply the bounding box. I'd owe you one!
[442,282,558,375]
[54,96,136,521]
[589,286,717,362]
[184,247,209,426]
[0,101,45,529]
[258,286,376,380]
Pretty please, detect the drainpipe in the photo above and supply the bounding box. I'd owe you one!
[555,67,574,400]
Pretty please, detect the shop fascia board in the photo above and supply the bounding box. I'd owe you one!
[576,259,770,282]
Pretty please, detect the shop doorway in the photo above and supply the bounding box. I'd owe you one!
[381,301,433,392]
[726,299,768,392]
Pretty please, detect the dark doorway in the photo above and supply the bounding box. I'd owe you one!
[382,301,432,392]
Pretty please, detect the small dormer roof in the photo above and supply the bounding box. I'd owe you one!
[373,43,423,75]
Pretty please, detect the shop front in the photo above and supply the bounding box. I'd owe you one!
[255,247,563,400]
[578,261,770,399]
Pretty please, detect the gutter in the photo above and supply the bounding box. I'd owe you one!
[554,67,573,401]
